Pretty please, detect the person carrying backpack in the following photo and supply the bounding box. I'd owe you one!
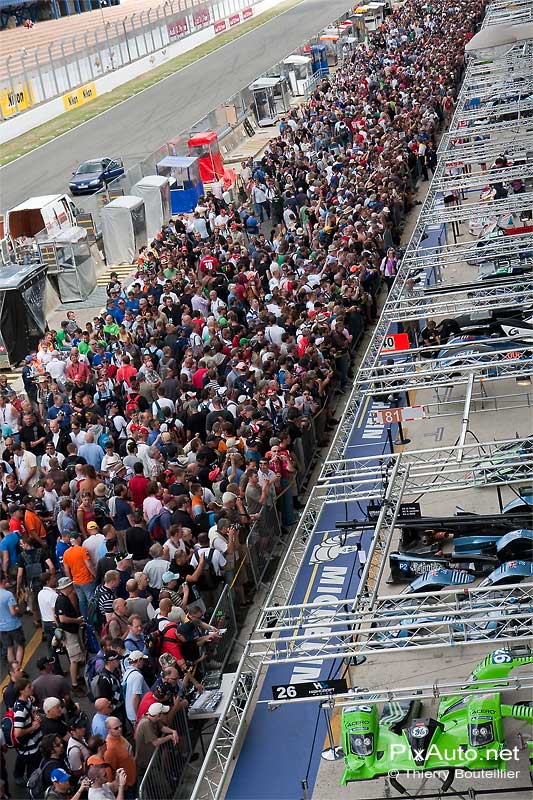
[27,732,69,800]
[190,534,226,611]
[16,537,55,627]
[12,676,43,786]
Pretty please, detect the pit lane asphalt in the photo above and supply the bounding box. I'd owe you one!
[0,0,353,214]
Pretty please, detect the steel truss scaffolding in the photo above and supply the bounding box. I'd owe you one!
[189,5,533,798]
[384,279,533,323]
[318,437,533,490]
[422,191,533,225]
[443,134,533,165]
[357,347,533,394]
[435,162,533,193]
[250,584,533,665]
[397,233,533,272]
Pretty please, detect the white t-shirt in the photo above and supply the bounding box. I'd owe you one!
[208,527,228,555]
[152,397,175,417]
[14,450,37,487]
[143,558,170,589]
[37,586,58,622]
[88,785,115,800]
[41,452,65,472]
[83,533,106,570]
[191,546,226,576]
[143,495,162,521]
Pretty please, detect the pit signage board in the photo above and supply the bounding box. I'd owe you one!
[272,678,348,701]
[381,332,410,353]
[372,406,427,425]
[398,502,422,520]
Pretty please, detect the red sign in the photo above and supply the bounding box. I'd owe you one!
[214,19,227,33]
[193,8,210,26]
[229,12,240,26]
[243,6,253,19]
[167,17,188,38]
[381,333,410,353]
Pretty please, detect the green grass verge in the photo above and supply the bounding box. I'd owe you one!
[1,0,303,166]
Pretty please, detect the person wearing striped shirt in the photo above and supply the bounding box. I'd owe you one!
[13,676,43,785]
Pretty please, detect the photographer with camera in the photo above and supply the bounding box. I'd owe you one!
[209,517,250,608]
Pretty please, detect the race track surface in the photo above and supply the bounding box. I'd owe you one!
[0,0,352,212]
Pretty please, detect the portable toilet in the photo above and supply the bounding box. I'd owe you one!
[156,156,204,214]
[249,77,291,126]
[101,196,147,265]
[131,175,172,241]
[282,55,313,96]
[310,43,329,75]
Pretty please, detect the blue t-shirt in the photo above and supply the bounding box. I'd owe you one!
[0,531,20,569]
[56,540,71,575]
[0,587,21,631]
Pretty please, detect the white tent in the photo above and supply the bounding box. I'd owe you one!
[131,175,172,241]
[101,196,147,265]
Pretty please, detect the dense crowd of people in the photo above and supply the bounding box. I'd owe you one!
[0,0,486,797]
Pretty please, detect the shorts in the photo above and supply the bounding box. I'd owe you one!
[64,630,85,663]
[0,627,26,654]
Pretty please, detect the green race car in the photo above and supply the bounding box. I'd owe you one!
[341,646,533,790]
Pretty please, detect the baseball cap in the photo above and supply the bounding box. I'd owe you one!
[50,769,70,784]
[148,702,170,716]
[236,362,247,370]
[104,650,120,662]
[43,697,62,713]
[222,491,238,503]
[128,650,147,662]
[69,531,81,539]
[86,521,99,530]
[161,571,178,585]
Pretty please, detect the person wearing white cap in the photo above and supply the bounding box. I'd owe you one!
[134,702,177,772]
[121,650,149,724]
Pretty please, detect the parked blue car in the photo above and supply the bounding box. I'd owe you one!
[69,157,124,195]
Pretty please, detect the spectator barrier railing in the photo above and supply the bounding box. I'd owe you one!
[138,704,193,800]
[245,500,283,587]
[207,583,238,669]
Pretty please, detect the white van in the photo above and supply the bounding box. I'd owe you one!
[6,194,79,241]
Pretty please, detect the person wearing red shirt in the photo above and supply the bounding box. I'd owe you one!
[199,249,219,274]
[64,351,91,384]
[191,366,208,390]
[128,465,149,510]
[116,356,137,387]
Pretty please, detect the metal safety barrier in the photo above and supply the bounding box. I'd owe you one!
[245,501,283,587]
[207,583,238,669]
[138,705,193,800]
